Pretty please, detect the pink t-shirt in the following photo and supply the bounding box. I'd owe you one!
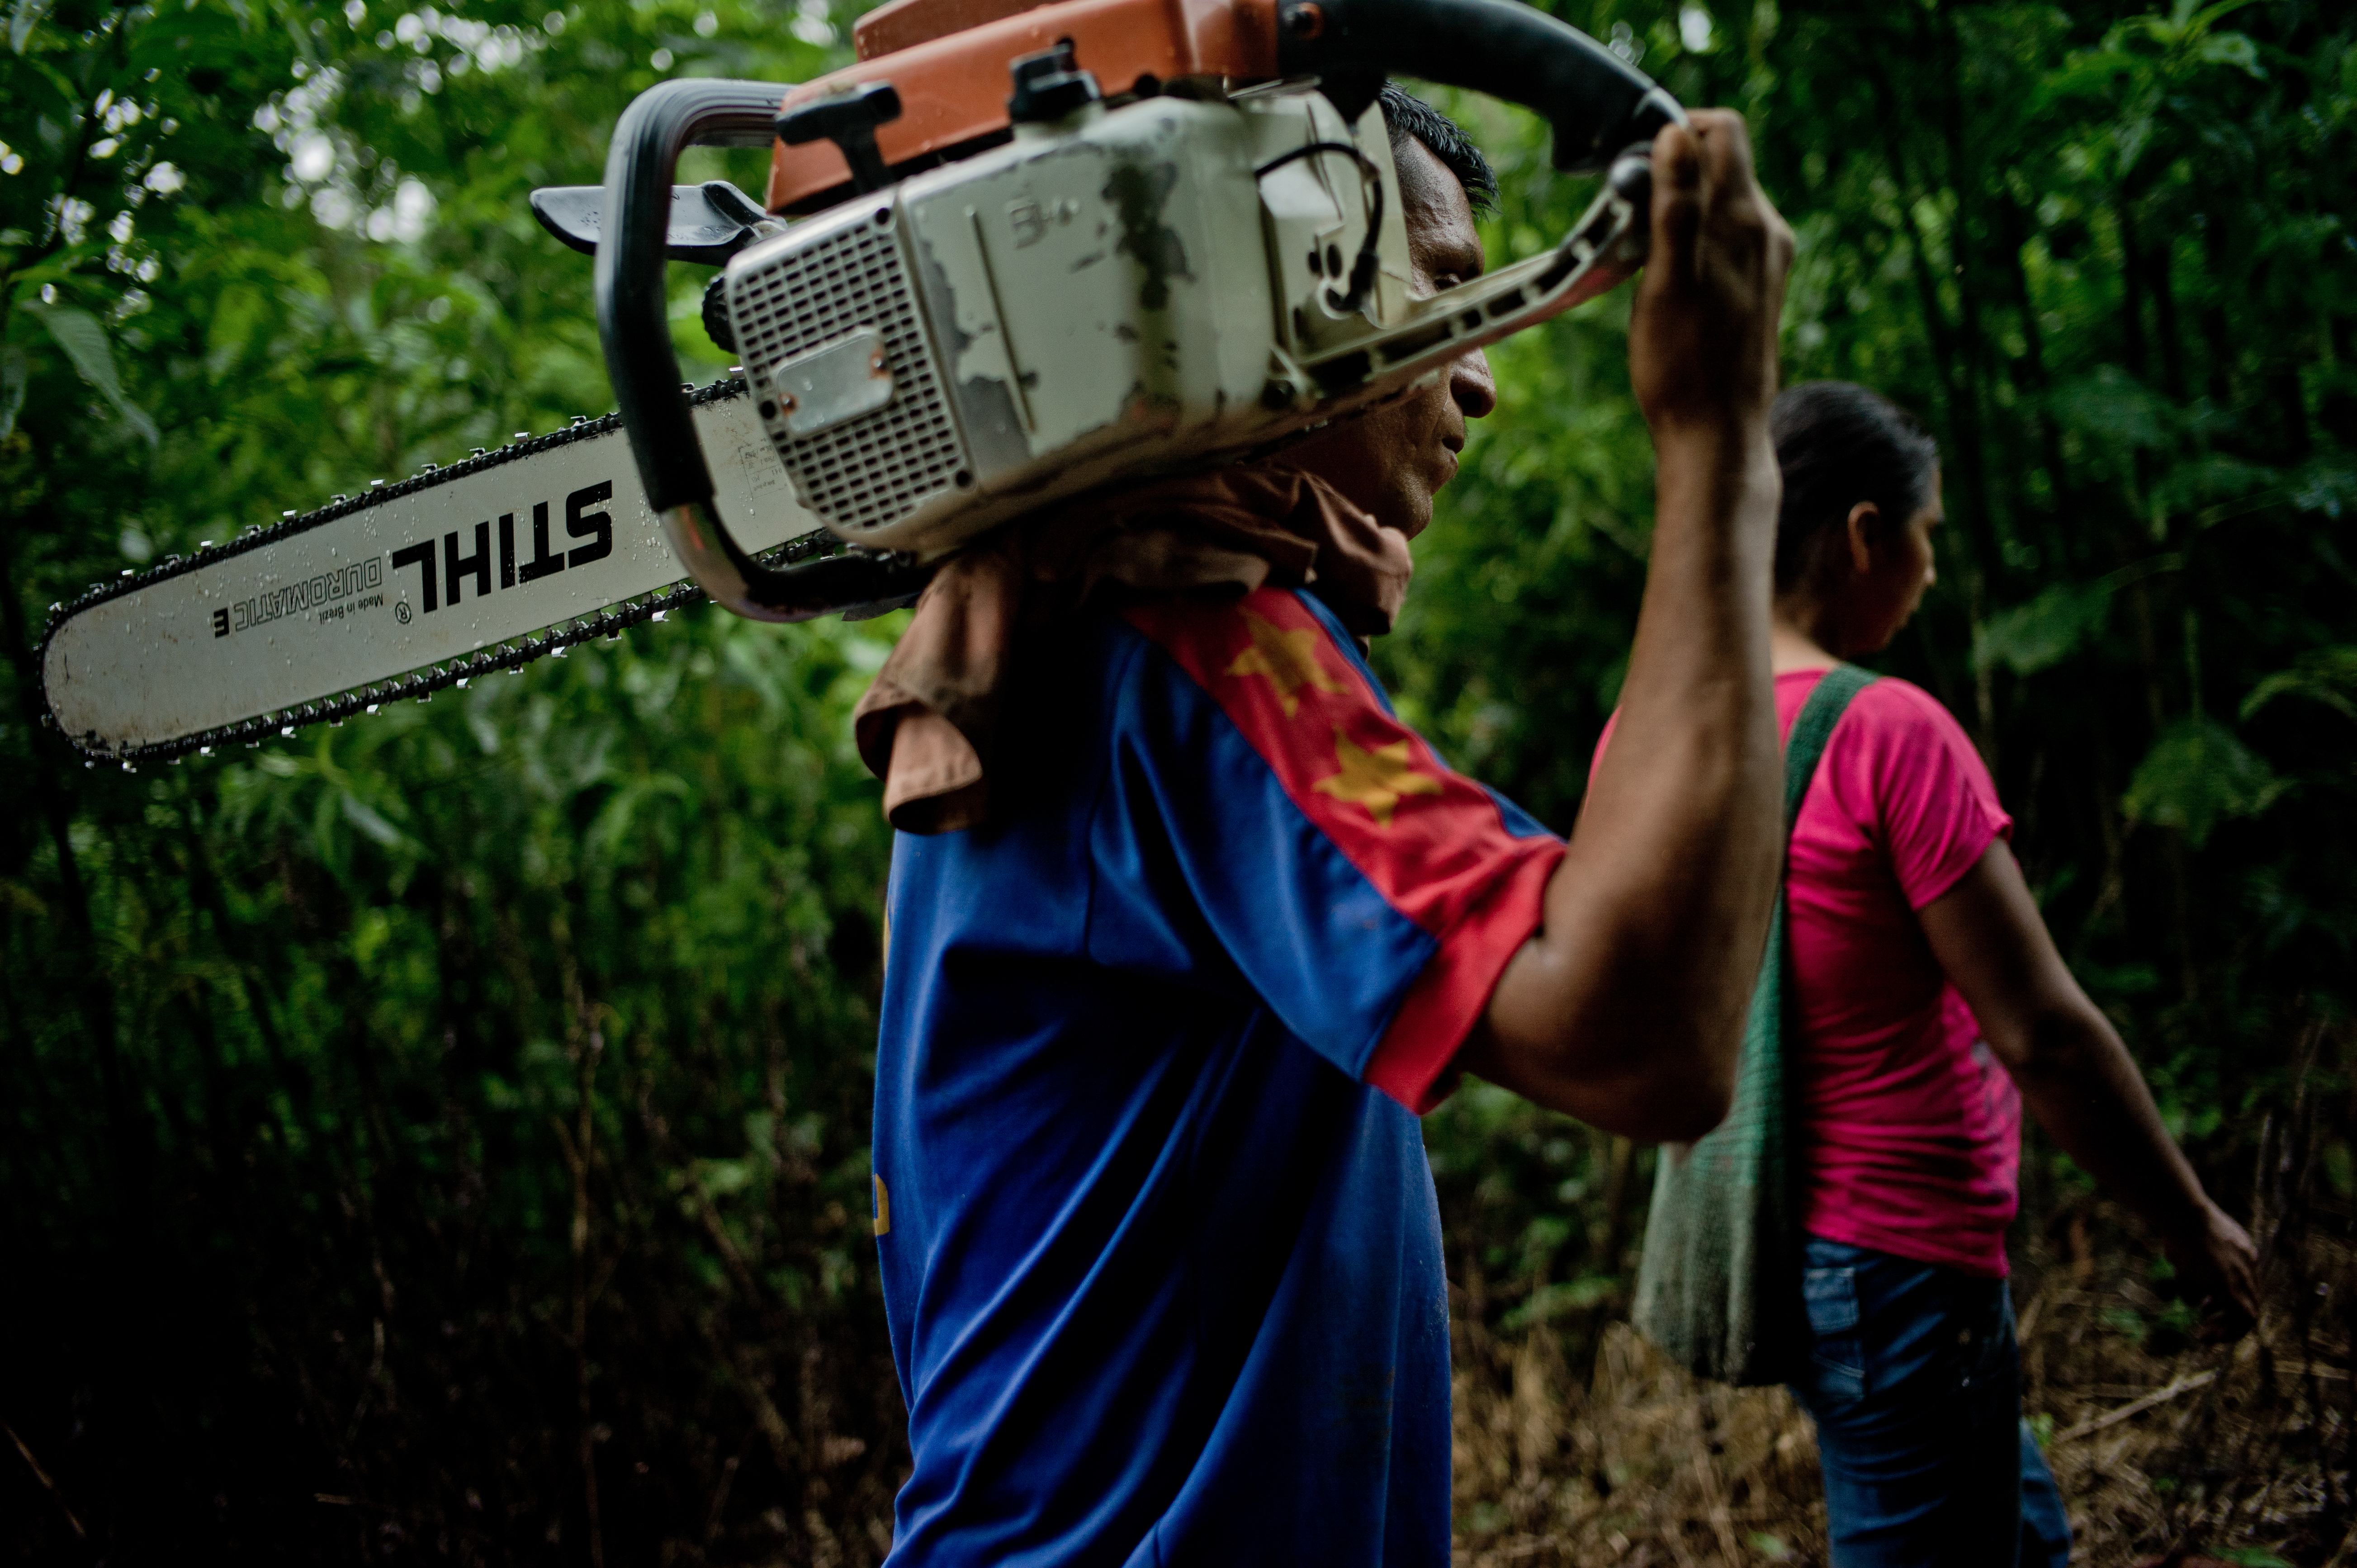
[1593,672,2019,1277]
[1775,670,2018,1277]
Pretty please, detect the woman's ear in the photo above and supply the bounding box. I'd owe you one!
[1843,501,1883,576]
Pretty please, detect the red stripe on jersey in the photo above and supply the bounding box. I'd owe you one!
[1362,845,1561,1112]
[1122,588,1564,1112]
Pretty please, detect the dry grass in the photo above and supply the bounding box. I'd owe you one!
[1450,1218,2355,1567]
[1450,1319,1827,1566]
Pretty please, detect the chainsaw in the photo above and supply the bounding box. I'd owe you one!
[38,0,1681,767]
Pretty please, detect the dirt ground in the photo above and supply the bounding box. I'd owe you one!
[1451,1207,2355,1567]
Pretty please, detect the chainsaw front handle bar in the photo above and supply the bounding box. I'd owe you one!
[595,77,928,623]
[1278,0,1683,310]
[1274,0,1683,175]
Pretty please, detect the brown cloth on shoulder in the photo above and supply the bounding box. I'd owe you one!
[850,465,1414,835]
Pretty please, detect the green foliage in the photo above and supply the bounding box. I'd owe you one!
[1385,0,2357,1371]
[2122,714,2286,845]
[1,0,910,1556]
[1974,577,2116,675]
[1,0,2354,1556]
[2242,643,2357,724]
[22,298,154,440]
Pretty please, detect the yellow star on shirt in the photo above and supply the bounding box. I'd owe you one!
[1313,727,1443,827]
[1226,609,1348,717]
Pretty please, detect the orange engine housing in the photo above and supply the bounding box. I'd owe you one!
[762,0,1278,213]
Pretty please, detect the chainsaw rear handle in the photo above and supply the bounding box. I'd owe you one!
[595,77,928,622]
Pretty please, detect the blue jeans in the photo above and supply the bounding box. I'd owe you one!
[1789,1236,2072,1568]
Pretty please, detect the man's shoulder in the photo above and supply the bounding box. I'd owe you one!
[1119,584,1553,854]
[1118,585,1387,728]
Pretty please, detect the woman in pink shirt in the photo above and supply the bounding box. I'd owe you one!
[1759,382,2258,1565]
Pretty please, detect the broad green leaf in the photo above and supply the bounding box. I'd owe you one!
[692,1156,757,1197]
[2292,465,2357,519]
[2115,112,2155,175]
[2049,366,2171,449]
[2187,0,2266,32]
[339,790,412,851]
[8,0,52,54]
[2241,647,2357,725]
[2194,30,2263,76]
[2154,453,2274,521]
[23,301,158,445]
[1974,580,2112,675]
[2123,716,2287,846]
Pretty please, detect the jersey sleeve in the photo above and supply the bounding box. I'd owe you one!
[1117,588,1565,1114]
[1845,679,2012,910]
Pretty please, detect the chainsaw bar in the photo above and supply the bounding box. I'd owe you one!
[37,378,901,770]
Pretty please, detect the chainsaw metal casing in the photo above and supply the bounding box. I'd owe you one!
[725,89,1373,557]
[605,3,1678,620]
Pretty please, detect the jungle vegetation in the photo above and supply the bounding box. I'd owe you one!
[1,0,2351,1559]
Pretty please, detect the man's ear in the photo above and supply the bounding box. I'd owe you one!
[1843,501,1883,576]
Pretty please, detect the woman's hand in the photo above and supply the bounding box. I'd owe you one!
[2168,1200,2260,1343]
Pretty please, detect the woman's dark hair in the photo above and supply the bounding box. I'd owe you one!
[1769,382,1941,593]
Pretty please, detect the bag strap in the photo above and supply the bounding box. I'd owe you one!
[1625,663,1877,1385]
[1781,664,1876,840]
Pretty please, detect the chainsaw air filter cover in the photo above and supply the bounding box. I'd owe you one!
[725,89,1328,556]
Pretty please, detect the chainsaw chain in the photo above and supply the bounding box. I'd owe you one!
[36,377,867,772]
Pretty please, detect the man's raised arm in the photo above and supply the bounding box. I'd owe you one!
[1459,111,1794,1141]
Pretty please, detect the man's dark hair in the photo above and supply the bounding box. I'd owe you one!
[1377,83,1498,214]
[1769,381,1942,593]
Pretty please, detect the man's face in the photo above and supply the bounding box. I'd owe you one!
[1283,136,1498,540]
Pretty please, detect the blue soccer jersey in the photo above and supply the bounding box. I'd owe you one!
[873,586,1564,1566]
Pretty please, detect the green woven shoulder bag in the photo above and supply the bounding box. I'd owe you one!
[1629,664,1877,1387]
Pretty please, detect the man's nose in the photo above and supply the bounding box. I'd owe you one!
[1452,347,1498,422]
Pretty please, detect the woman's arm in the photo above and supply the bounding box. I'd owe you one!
[1919,839,2259,1327]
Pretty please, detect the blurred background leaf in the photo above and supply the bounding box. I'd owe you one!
[19,299,156,442]
[2122,713,2287,845]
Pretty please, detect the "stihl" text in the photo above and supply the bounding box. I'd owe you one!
[388,482,613,614]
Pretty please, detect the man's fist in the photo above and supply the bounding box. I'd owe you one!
[1628,109,1795,445]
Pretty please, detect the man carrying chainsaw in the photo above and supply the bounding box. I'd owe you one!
[853,81,1794,1564]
